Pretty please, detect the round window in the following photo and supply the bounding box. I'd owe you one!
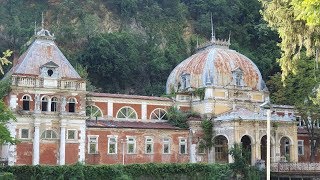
[47,69,53,76]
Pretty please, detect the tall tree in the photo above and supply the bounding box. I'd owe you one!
[260,0,320,79]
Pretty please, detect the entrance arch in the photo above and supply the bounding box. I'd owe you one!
[214,135,228,163]
[241,135,252,164]
[260,135,267,161]
[280,137,291,161]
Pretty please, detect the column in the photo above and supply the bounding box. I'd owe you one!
[141,102,147,120]
[33,119,40,165]
[228,143,234,163]
[107,100,113,117]
[48,98,52,112]
[59,119,67,165]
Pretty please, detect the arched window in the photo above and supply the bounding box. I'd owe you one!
[68,98,76,113]
[51,97,58,112]
[41,130,58,139]
[86,105,103,118]
[150,108,167,120]
[214,135,229,163]
[116,107,137,119]
[22,95,31,111]
[41,97,48,111]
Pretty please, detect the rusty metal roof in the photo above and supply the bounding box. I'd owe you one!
[8,34,80,79]
[166,45,266,93]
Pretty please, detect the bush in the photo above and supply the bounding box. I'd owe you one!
[0,163,231,180]
[0,172,15,180]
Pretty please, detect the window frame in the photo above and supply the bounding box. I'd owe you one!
[145,137,154,154]
[163,138,171,154]
[41,96,49,112]
[41,130,58,139]
[179,138,187,154]
[127,136,136,154]
[88,135,99,154]
[116,106,138,120]
[20,128,30,139]
[107,135,118,154]
[68,97,76,113]
[150,108,168,120]
[67,129,77,140]
[51,97,58,112]
[22,95,32,111]
[298,140,304,156]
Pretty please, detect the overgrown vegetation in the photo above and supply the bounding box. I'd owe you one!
[229,143,265,179]
[199,119,214,151]
[166,106,200,129]
[0,163,232,180]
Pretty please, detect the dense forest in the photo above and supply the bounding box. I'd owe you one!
[0,0,281,98]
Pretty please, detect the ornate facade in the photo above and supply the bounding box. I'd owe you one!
[0,26,300,166]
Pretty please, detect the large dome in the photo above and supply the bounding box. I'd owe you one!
[166,44,266,94]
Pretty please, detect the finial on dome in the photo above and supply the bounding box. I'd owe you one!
[211,12,215,43]
[41,12,44,30]
[34,21,37,36]
[36,12,55,40]
[228,31,231,44]
[196,36,199,49]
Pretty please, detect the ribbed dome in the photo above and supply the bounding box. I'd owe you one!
[166,45,266,94]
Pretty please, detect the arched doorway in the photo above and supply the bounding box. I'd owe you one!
[214,135,228,163]
[241,135,252,164]
[260,135,267,161]
[280,137,291,161]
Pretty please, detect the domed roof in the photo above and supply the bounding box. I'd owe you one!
[166,44,266,94]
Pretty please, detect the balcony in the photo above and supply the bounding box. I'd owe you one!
[11,76,86,91]
[271,162,320,172]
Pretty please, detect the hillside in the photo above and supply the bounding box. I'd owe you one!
[0,0,280,96]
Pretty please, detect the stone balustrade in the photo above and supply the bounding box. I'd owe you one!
[271,162,320,172]
[11,76,85,91]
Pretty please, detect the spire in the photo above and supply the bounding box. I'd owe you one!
[41,12,44,30]
[228,31,231,44]
[34,21,37,36]
[196,36,199,49]
[211,12,215,43]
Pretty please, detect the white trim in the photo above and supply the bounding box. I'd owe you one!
[116,106,138,120]
[145,136,154,154]
[162,137,171,154]
[66,129,77,140]
[87,135,99,154]
[150,108,167,120]
[126,136,136,154]
[20,94,33,101]
[19,128,30,139]
[108,136,118,154]
[179,137,187,154]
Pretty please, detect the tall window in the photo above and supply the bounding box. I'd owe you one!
[198,139,206,154]
[179,138,187,154]
[22,95,31,111]
[41,97,48,111]
[145,137,154,154]
[88,136,98,154]
[150,108,167,120]
[108,136,117,154]
[163,138,171,154]
[215,135,229,163]
[117,107,137,120]
[51,97,58,112]
[298,140,304,156]
[68,98,76,112]
[127,137,136,154]
[41,130,57,139]
[232,68,243,87]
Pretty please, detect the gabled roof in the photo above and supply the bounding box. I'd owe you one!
[7,37,80,79]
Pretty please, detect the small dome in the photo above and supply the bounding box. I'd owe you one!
[166,45,266,94]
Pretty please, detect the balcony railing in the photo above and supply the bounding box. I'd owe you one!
[11,76,86,91]
[271,162,320,172]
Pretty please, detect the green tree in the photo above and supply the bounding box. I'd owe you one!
[0,50,12,75]
[291,0,320,26]
[260,0,320,79]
